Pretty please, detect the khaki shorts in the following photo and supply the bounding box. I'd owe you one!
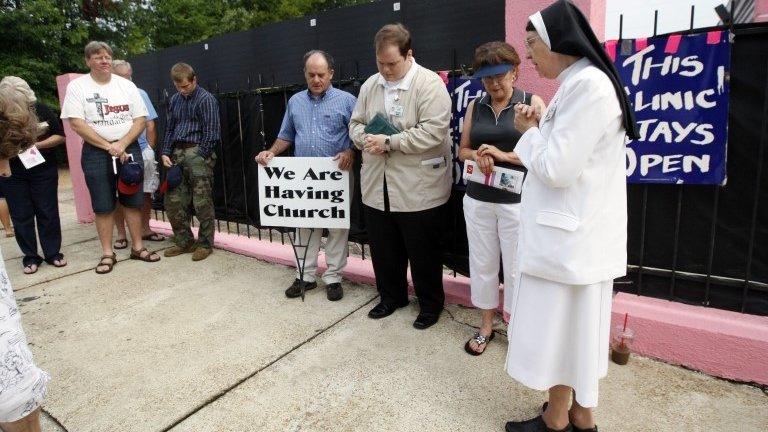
[142,147,160,193]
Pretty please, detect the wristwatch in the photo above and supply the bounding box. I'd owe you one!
[383,136,391,152]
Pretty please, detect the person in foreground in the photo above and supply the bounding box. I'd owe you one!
[349,23,452,330]
[0,87,51,432]
[504,1,637,431]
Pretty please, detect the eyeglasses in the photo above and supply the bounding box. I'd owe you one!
[524,35,541,50]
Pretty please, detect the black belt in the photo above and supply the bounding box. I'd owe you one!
[174,141,198,149]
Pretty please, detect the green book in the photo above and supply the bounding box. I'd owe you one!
[364,112,401,135]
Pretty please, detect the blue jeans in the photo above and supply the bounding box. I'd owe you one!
[81,142,144,213]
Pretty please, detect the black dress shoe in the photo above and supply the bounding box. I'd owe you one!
[541,403,597,432]
[326,282,343,301]
[412,312,440,329]
[285,279,317,298]
[505,415,572,432]
[367,301,408,319]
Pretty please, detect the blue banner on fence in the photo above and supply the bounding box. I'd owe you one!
[613,31,730,184]
[447,76,485,189]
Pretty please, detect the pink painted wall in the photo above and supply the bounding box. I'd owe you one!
[757,0,768,22]
[505,0,606,104]
[56,73,94,223]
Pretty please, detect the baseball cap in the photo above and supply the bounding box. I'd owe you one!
[158,164,182,194]
[117,161,144,195]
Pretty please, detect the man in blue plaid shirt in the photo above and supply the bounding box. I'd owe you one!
[161,63,221,262]
[256,50,356,301]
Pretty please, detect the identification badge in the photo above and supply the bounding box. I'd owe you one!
[19,146,46,169]
[391,105,404,117]
[543,98,558,122]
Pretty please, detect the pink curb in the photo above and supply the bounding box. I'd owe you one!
[612,292,768,385]
[148,220,472,305]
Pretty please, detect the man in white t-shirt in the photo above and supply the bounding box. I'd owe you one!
[61,41,161,274]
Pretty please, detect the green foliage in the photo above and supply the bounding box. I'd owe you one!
[0,0,368,107]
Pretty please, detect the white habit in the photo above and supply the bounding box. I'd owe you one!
[505,57,628,408]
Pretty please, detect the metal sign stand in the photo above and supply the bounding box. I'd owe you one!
[288,228,315,301]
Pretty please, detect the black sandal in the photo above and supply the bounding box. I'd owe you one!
[114,238,128,249]
[23,263,39,275]
[95,253,117,274]
[45,253,67,268]
[130,247,161,262]
[464,331,495,356]
[141,232,166,241]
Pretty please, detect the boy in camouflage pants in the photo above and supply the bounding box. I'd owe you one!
[160,62,220,261]
[164,148,216,260]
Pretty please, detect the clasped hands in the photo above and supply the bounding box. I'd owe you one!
[475,102,542,175]
[108,140,131,162]
[513,102,541,134]
[363,134,387,155]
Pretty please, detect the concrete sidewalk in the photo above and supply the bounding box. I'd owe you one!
[4,170,767,432]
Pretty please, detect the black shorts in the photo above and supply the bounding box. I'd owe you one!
[81,142,144,214]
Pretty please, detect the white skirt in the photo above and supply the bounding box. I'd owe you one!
[505,273,612,408]
[0,265,50,422]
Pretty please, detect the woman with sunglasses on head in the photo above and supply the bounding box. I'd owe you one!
[459,41,545,356]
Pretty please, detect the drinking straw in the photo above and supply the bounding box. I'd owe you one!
[620,313,629,349]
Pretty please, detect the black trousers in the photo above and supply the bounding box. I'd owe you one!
[364,204,446,315]
[0,160,62,267]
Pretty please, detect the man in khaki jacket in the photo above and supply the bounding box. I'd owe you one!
[349,23,452,330]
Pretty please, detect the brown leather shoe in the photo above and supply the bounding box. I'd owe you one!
[191,247,213,261]
[164,244,197,257]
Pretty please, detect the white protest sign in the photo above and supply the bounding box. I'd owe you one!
[257,157,350,229]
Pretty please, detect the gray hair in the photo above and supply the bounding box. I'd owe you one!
[84,41,113,59]
[0,76,36,104]
[303,50,335,71]
[112,59,132,73]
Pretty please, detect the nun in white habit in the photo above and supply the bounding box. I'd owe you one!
[503,1,637,431]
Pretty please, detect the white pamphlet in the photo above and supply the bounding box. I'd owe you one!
[18,146,46,169]
[462,160,525,194]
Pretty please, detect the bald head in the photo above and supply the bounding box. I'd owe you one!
[303,50,335,96]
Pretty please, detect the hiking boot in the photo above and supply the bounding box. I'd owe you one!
[285,279,317,298]
[326,282,343,301]
[191,247,213,261]
[164,244,197,257]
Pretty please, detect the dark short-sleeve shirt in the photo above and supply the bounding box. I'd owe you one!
[466,88,531,204]
[34,102,64,164]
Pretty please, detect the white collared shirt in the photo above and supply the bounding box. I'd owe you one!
[378,58,419,116]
